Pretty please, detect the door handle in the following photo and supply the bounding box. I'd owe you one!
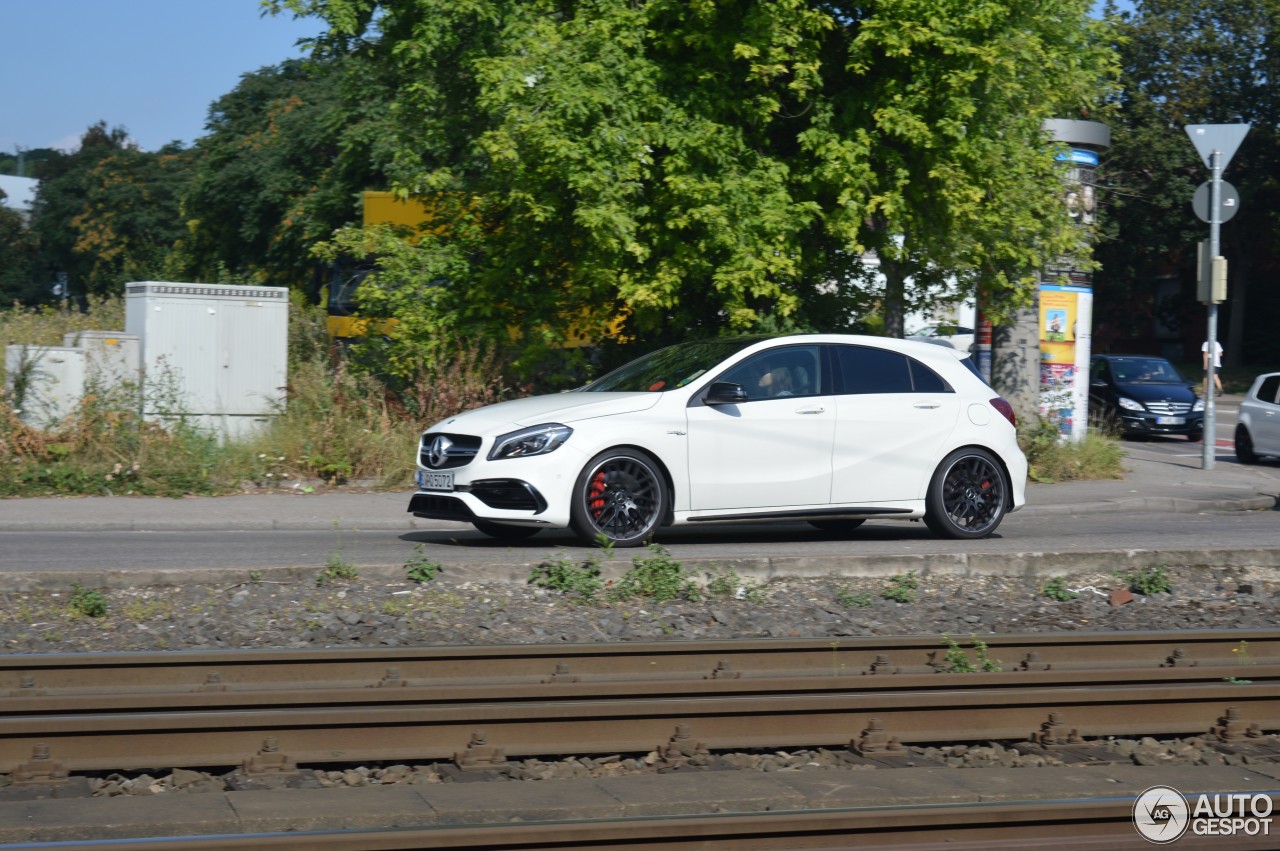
[913,402,941,409]
[796,406,825,415]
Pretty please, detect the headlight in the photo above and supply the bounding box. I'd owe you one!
[1117,397,1145,412]
[488,423,573,460]
[1193,399,1204,412]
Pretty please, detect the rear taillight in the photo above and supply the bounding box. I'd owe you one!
[990,397,1016,427]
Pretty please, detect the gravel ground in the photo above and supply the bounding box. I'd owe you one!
[2,558,1276,654]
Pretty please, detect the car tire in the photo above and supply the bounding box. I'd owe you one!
[1236,425,1258,464]
[923,448,1009,540]
[1187,430,1203,443]
[569,448,668,547]
[472,521,542,541]
[808,519,866,535]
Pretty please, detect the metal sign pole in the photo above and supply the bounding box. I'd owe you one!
[1203,149,1221,470]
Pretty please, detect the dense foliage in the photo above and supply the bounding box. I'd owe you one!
[277,0,1115,376]
[1093,0,1280,365]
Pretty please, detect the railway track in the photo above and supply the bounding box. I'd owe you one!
[2,630,1278,774]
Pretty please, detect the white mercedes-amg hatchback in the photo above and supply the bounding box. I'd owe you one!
[408,334,1027,546]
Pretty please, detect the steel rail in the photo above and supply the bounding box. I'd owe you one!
[12,797,1280,850]
[2,629,1275,696]
[2,679,1277,772]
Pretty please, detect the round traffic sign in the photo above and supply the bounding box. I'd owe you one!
[1192,181,1240,223]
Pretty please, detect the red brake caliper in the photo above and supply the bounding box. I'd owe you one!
[589,471,607,519]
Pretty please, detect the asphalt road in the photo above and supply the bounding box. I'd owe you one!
[1,500,1275,575]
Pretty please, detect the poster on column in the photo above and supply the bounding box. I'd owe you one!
[1039,284,1091,437]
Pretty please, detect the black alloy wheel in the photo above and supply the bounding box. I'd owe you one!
[1236,425,1258,464]
[924,448,1009,539]
[569,449,667,547]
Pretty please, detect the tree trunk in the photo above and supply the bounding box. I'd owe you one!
[990,302,1042,426]
[882,259,906,338]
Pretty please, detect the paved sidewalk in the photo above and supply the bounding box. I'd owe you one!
[0,441,1276,534]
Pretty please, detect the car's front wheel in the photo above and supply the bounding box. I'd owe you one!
[1236,425,1258,464]
[569,449,667,547]
[472,520,541,541]
[924,448,1009,539]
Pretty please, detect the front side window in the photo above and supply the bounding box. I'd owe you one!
[834,345,951,394]
[717,345,823,401]
[1258,375,1280,405]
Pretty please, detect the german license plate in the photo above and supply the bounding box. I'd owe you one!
[1155,416,1185,425]
[417,470,454,491]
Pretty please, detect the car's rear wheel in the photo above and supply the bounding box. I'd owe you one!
[1236,425,1258,464]
[569,449,667,547]
[808,519,866,535]
[472,520,542,541]
[924,448,1008,539]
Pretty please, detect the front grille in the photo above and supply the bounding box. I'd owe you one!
[1145,400,1193,415]
[419,433,482,470]
[408,493,475,520]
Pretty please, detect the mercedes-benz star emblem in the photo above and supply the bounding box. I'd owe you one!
[428,435,453,468]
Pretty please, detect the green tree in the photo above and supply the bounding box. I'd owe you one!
[28,123,194,300]
[0,195,40,302]
[181,56,395,289]
[278,0,1115,379]
[1094,0,1280,365]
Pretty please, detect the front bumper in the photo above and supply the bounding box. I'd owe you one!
[1119,412,1203,437]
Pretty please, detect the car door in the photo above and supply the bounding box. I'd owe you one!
[829,344,962,504]
[1251,375,1280,454]
[685,345,835,510]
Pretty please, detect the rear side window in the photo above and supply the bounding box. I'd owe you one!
[1258,375,1280,405]
[834,345,953,394]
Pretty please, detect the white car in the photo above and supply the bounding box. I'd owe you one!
[1236,372,1280,463]
[408,334,1027,546]
[906,324,976,353]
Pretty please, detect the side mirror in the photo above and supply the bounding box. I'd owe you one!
[705,382,748,406]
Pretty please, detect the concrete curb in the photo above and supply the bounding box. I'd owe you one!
[6,546,1280,592]
[0,495,1273,534]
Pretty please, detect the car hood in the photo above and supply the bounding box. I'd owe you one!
[428,391,664,434]
[1113,382,1197,402]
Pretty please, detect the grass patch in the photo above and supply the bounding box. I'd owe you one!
[881,572,918,604]
[608,545,700,603]
[1020,416,1126,484]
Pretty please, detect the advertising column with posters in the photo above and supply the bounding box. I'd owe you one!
[1039,120,1109,441]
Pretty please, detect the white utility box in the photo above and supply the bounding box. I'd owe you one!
[5,345,87,428]
[5,332,140,429]
[125,282,289,439]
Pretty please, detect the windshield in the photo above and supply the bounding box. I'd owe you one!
[582,336,768,393]
[1108,357,1185,384]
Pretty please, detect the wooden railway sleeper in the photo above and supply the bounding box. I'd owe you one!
[706,660,740,680]
[12,743,68,786]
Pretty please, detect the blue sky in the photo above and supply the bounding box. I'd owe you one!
[0,0,323,154]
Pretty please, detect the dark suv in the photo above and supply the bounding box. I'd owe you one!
[1089,355,1204,440]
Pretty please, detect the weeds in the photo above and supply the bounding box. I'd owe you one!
[67,583,108,618]
[1041,577,1079,601]
[1019,415,1126,483]
[835,587,873,608]
[319,526,359,586]
[881,572,919,604]
[404,545,442,584]
[1117,564,1173,596]
[938,635,1002,673]
[528,551,605,598]
[608,545,700,603]
[704,567,765,603]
